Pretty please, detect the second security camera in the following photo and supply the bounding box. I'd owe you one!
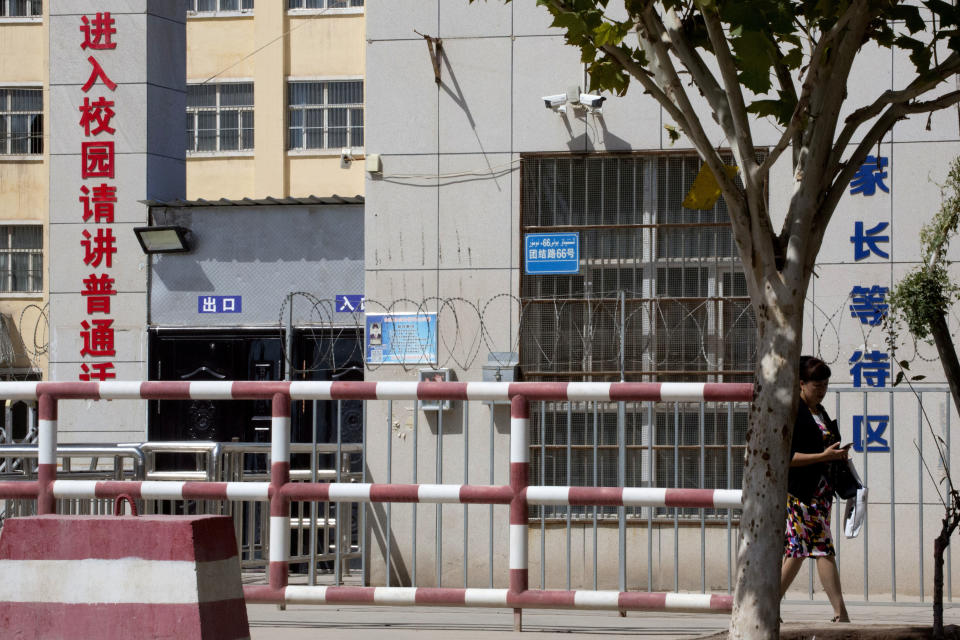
[579,93,606,110]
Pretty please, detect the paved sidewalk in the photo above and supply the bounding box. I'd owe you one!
[247,600,960,639]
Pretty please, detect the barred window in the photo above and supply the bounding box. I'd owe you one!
[0,88,42,155]
[287,80,363,151]
[0,225,42,293]
[186,83,254,153]
[288,0,363,9]
[187,0,253,13]
[0,0,42,17]
[520,153,758,520]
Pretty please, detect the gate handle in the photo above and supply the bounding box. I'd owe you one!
[114,493,138,517]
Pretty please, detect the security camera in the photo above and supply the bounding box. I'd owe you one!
[542,94,567,109]
[340,147,354,167]
[579,93,606,111]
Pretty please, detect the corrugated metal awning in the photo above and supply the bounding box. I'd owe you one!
[142,195,364,208]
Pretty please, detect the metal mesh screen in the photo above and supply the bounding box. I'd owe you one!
[520,153,757,520]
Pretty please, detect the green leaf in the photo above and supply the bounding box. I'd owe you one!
[912,375,927,381]
[731,31,774,94]
[894,371,905,387]
[900,359,912,370]
[664,123,681,145]
[781,46,803,70]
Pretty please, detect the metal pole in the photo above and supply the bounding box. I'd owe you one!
[566,402,572,591]
[699,401,705,593]
[489,405,495,588]
[919,392,925,602]
[309,399,318,586]
[412,406,419,585]
[436,404,443,588]
[386,400,392,587]
[862,390,868,601]
[463,400,469,588]
[335,399,343,585]
[593,401,598,591]
[619,290,627,593]
[361,400,368,587]
[889,391,895,601]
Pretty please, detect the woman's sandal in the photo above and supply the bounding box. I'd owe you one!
[831,616,850,623]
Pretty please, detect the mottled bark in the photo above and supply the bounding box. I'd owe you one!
[728,289,804,640]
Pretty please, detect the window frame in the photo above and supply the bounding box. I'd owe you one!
[0,223,43,295]
[0,0,42,19]
[185,81,254,155]
[0,86,43,157]
[286,78,364,153]
[286,0,364,13]
[186,0,253,17]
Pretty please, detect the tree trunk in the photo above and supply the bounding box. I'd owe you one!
[728,297,804,640]
[934,529,948,640]
[930,313,960,427]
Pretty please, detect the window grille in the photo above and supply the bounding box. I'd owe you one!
[187,0,253,13]
[287,80,363,151]
[287,0,363,9]
[520,153,758,520]
[0,225,42,293]
[0,0,41,17]
[0,88,42,155]
[186,83,254,153]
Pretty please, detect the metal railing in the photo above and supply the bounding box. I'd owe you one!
[0,380,749,632]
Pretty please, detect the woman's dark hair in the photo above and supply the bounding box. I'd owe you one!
[799,355,831,382]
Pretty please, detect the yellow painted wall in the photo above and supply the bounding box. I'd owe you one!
[186,157,256,200]
[288,13,365,77]
[186,17,256,81]
[0,22,46,82]
[186,10,366,200]
[0,14,48,376]
[288,158,364,198]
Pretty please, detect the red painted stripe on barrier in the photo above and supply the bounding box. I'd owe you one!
[664,488,716,508]
[0,480,38,498]
[280,483,330,501]
[509,382,568,401]
[568,487,624,506]
[270,496,290,518]
[0,601,249,640]
[509,462,528,526]
[415,588,467,605]
[618,591,668,610]
[270,461,290,486]
[508,589,576,608]
[330,381,378,400]
[95,481,142,500]
[0,515,240,562]
[37,382,99,400]
[243,584,285,604]
[232,380,291,399]
[508,568,528,594]
[417,381,468,400]
[271,393,291,418]
[369,484,420,503]
[510,395,528,419]
[709,594,734,610]
[37,394,56,421]
[36,464,55,514]
[140,381,191,399]
[324,586,377,603]
[609,382,663,401]
[509,462,528,492]
[269,561,289,589]
[703,382,754,402]
[182,482,229,500]
[459,485,513,504]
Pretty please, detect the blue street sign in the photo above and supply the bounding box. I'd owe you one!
[336,295,365,312]
[524,232,580,275]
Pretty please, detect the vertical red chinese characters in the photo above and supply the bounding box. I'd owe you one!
[77,12,118,381]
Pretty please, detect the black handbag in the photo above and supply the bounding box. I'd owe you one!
[830,459,863,500]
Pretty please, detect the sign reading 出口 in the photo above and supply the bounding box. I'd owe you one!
[365,313,437,364]
[524,233,579,275]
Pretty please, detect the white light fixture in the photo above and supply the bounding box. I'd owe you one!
[133,226,191,254]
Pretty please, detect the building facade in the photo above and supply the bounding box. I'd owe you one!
[363,2,960,598]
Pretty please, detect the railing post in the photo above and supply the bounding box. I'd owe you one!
[37,393,56,515]
[269,392,291,602]
[510,395,529,632]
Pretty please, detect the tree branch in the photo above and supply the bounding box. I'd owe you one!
[818,90,960,253]
[830,53,960,171]
[698,2,757,183]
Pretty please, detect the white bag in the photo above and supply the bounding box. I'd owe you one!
[843,485,868,538]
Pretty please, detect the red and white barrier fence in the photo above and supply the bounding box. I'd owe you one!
[0,380,751,629]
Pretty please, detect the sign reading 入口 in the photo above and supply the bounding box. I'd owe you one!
[524,232,579,275]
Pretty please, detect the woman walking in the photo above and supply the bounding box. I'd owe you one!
[780,355,851,623]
